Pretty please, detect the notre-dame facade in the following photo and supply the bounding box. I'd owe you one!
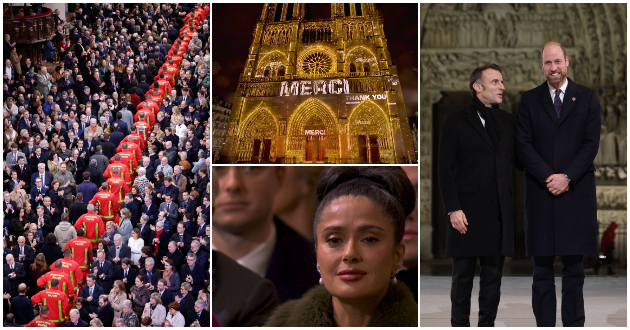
[218,3,417,164]
[420,3,627,264]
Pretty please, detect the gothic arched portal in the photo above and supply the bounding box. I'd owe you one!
[348,99,394,163]
[235,107,279,163]
[285,98,339,163]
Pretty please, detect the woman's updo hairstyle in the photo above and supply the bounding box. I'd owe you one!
[313,167,416,246]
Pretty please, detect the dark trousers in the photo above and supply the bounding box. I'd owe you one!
[451,256,505,326]
[532,255,585,327]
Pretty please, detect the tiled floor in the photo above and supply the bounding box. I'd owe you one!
[420,276,627,327]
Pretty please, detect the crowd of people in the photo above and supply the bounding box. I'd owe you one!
[3,3,210,327]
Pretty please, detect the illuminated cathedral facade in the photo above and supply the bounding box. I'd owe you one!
[219,3,417,164]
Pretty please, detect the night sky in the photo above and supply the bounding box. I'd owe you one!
[212,3,418,116]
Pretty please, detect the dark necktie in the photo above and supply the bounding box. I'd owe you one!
[554,89,563,118]
[124,269,128,278]
[179,235,183,242]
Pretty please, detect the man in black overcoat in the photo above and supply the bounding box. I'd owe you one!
[515,42,601,327]
[438,64,515,326]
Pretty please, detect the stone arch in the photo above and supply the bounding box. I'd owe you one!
[348,99,394,162]
[286,98,339,162]
[235,106,279,162]
[256,51,289,77]
[345,45,379,73]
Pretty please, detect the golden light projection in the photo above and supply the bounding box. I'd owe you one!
[286,98,339,163]
[345,46,379,73]
[235,106,279,162]
[297,46,338,76]
[218,4,417,164]
[348,99,395,163]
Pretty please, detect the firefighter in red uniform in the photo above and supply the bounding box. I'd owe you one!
[135,121,151,141]
[119,128,147,150]
[31,279,70,326]
[104,155,132,187]
[116,140,143,163]
[112,150,140,177]
[137,97,160,116]
[155,73,173,95]
[37,260,76,302]
[107,170,130,204]
[74,204,106,247]
[134,108,156,129]
[88,184,120,226]
[65,229,93,285]
[51,248,84,295]
[145,81,166,105]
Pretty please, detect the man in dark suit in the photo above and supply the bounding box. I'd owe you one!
[4,255,26,297]
[156,279,174,309]
[107,234,132,270]
[81,274,104,313]
[515,42,601,327]
[113,258,138,293]
[43,197,61,227]
[437,63,515,327]
[109,124,125,148]
[190,300,210,327]
[10,284,34,325]
[11,236,34,273]
[142,195,159,224]
[212,250,278,326]
[181,253,206,297]
[99,133,117,160]
[65,309,88,327]
[68,192,88,224]
[3,193,18,220]
[91,295,114,327]
[139,257,162,290]
[213,167,318,304]
[171,222,193,255]
[165,241,186,272]
[91,251,114,294]
[87,159,102,187]
[14,157,32,189]
[32,206,53,238]
[31,164,53,189]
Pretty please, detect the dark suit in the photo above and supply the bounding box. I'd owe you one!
[107,244,131,269]
[157,289,174,309]
[138,223,151,244]
[212,250,278,327]
[31,171,53,189]
[10,294,34,325]
[190,309,210,327]
[179,293,195,326]
[515,78,601,327]
[142,203,159,224]
[3,200,17,220]
[11,245,34,268]
[96,302,114,327]
[166,249,185,273]
[14,165,32,188]
[81,284,104,313]
[87,166,102,187]
[68,201,88,224]
[171,232,192,255]
[113,266,137,293]
[100,140,117,160]
[139,267,162,289]
[109,130,125,147]
[438,95,515,326]
[91,260,114,293]
[4,262,26,297]
[181,262,205,296]
[65,319,89,327]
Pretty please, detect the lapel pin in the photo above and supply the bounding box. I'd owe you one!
[572,97,576,101]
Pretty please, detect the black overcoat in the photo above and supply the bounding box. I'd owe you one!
[438,100,515,257]
[515,78,600,256]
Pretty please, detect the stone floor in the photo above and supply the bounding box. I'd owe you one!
[420,276,627,327]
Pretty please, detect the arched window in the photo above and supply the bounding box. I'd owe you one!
[278,65,285,76]
[363,62,370,73]
[349,63,356,73]
[263,66,271,77]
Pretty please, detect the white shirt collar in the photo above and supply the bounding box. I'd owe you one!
[548,78,568,96]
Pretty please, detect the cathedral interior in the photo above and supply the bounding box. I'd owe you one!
[419,3,627,269]
[218,3,417,164]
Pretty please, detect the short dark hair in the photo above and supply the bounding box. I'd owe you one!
[469,63,502,96]
[313,167,416,246]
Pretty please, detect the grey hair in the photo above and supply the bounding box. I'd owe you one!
[114,234,122,241]
[69,309,79,317]
[121,300,132,308]
[191,240,200,248]
[145,257,155,265]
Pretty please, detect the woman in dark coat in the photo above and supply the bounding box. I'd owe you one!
[40,233,63,266]
[263,167,418,327]
[48,179,65,209]
[75,297,92,324]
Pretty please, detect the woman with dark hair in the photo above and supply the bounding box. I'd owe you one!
[162,259,180,295]
[10,207,30,236]
[91,239,109,263]
[47,151,60,175]
[153,172,164,192]
[264,167,418,326]
[40,232,63,265]
[48,179,64,207]
[130,274,151,315]
[28,253,50,295]
[75,297,92,323]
